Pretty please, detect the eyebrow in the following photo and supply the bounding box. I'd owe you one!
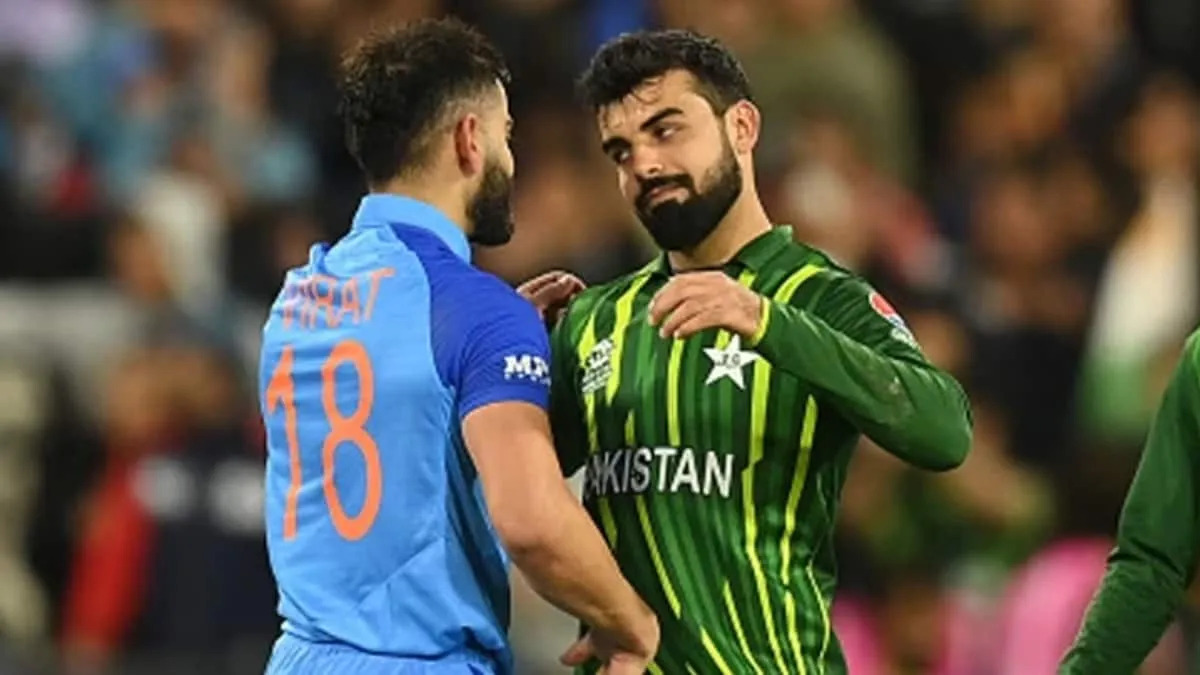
[600,107,685,156]
[639,107,684,131]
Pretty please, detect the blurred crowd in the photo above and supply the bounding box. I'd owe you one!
[0,0,1198,673]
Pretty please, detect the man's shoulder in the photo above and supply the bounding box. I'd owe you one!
[765,239,867,301]
[765,239,921,343]
[562,267,656,328]
[1184,327,1200,372]
[401,240,526,309]
[362,240,537,345]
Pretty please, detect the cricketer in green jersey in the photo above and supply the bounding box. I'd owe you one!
[1061,329,1200,674]
[546,30,974,674]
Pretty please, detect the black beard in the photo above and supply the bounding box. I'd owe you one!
[634,145,742,253]
[467,161,514,247]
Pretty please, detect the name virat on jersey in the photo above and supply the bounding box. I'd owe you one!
[277,267,396,330]
[583,446,736,500]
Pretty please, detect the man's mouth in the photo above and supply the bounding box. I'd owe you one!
[644,183,686,206]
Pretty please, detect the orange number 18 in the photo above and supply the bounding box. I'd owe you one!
[266,340,382,541]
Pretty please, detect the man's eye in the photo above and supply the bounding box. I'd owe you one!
[611,148,630,164]
[654,125,677,140]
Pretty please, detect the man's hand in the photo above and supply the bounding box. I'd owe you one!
[648,271,763,340]
[560,611,660,675]
[517,271,586,324]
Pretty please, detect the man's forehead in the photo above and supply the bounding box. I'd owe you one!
[598,70,704,135]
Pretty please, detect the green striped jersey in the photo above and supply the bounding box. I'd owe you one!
[549,226,936,675]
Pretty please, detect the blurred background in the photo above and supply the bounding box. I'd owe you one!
[0,0,1197,672]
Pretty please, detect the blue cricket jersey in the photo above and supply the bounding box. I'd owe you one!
[258,195,551,673]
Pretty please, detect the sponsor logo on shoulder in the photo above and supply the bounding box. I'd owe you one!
[504,354,550,386]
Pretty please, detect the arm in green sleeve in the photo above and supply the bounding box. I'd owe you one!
[549,311,589,477]
[748,276,971,471]
[1061,334,1200,674]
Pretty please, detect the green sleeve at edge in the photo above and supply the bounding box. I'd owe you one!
[1061,333,1200,674]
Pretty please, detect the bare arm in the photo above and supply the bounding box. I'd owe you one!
[462,401,657,656]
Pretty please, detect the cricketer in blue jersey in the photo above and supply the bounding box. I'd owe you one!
[257,19,657,675]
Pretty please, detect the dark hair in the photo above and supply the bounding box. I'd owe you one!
[577,29,752,114]
[339,18,510,185]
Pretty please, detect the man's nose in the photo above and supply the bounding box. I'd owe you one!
[630,146,665,179]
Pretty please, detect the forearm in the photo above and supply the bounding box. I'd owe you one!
[463,401,650,643]
[1061,550,1185,674]
[751,301,971,470]
[508,490,650,640]
[1064,336,1200,672]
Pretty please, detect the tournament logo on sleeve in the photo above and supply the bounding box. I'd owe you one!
[869,291,918,347]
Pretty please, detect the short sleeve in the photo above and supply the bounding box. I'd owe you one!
[456,295,552,419]
[409,228,552,421]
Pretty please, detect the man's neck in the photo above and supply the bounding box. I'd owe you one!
[372,178,469,236]
[667,195,773,272]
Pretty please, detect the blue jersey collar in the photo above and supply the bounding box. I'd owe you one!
[352,194,472,261]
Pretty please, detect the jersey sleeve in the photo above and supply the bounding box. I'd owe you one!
[457,295,552,418]
[428,264,552,421]
[1062,332,1200,673]
[749,272,972,470]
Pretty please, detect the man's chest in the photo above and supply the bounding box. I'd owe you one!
[568,294,812,461]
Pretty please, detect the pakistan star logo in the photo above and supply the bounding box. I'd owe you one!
[703,335,761,389]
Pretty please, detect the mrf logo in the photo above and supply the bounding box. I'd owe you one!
[869,292,918,347]
[504,354,550,386]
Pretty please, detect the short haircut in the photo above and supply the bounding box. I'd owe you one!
[577,29,752,114]
[338,18,510,185]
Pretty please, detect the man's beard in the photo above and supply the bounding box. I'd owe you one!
[634,141,743,253]
[467,160,514,247]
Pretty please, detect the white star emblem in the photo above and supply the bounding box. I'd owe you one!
[703,335,761,389]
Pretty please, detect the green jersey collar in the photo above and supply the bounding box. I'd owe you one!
[646,226,794,277]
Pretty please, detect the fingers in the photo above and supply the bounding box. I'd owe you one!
[519,271,587,315]
[669,311,726,340]
[557,272,586,294]
[648,275,716,326]
[603,655,652,675]
[563,275,587,297]
[518,271,584,297]
[516,271,563,296]
[535,276,584,307]
[553,273,587,299]
[656,298,720,339]
[649,272,759,339]
[560,635,595,667]
[655,298,699,338]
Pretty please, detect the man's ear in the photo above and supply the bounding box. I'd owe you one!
[452,113,485,176]
[726,100,761,155]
